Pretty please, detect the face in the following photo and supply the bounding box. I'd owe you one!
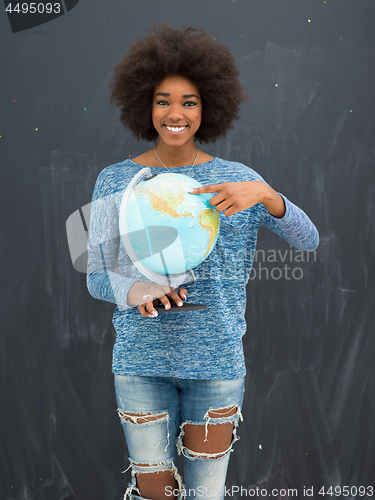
[152,74,202,149]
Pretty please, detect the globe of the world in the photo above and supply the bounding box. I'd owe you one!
[121,172,220,276]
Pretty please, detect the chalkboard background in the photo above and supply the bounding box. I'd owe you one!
[1,1,374,499]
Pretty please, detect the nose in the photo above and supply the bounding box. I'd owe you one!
[167,103,184,122]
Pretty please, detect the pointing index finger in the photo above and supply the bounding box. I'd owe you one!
[188,184,222,194]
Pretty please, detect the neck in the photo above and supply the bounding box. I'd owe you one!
[155,141,198,168]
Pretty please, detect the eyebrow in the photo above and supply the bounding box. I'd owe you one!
[155,92,199,99]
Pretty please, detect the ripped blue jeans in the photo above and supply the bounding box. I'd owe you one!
[114,374,245,500]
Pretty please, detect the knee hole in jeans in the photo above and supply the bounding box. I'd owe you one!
[180,404,241,459]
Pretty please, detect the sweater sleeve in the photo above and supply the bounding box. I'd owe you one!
[86,170,137,309]
[258,193,319,251]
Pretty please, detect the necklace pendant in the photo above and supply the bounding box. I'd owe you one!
[154,146,199,176]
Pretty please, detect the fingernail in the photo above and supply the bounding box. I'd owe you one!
[152,311,158,317]
[181,294,186,300]
[165,304,170,310]
[178,302,183,306]
[188,189,195,193]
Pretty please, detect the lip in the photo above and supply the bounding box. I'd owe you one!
[163,124,188,135]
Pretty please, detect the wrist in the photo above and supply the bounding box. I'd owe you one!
[261,186,286,219]
[126,281,142,307]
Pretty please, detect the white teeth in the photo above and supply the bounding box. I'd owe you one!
[165,125,187,132]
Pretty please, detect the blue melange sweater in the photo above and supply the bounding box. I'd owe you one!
[87,157,319,380]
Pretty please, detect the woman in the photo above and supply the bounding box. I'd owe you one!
[87,24,319,500]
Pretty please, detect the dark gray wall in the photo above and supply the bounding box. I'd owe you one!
[1,1,374,499]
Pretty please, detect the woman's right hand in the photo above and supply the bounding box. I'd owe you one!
[127,281,187,318]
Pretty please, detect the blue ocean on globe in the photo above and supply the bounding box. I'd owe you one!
[124,173,220,276]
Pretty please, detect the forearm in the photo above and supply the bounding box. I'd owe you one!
[87,268,136,308]
[260,193,319,251]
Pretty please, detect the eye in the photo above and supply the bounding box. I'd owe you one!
[156,100,169,106]
[184,101,198,107]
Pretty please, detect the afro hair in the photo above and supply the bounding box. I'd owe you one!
[108,24,248,143]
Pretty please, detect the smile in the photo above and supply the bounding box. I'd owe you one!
[164,125,188,133]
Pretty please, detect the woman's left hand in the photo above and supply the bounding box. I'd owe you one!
[189,181,286,218]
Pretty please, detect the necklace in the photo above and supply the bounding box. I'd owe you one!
[154,145,199,176]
